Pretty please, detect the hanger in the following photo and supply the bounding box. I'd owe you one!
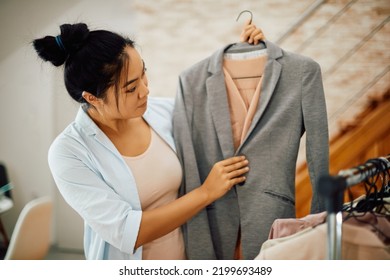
[343,158,390,215]
[237,10,253,24]
[342,159,390,244]
[224,10,266,55]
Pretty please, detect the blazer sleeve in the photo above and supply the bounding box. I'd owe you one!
[301,59,330,213]
[173,76,217,259]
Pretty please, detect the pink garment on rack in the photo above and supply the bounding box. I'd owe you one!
[267,211,327,239]
[343,212,390,245]
[255,213,390,260]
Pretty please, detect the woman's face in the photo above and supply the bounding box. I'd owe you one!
[101,46,149,120]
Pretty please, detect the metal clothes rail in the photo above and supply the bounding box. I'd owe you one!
[318,154,390,260]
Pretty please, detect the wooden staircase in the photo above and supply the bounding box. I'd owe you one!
[274,0,390,218]
[295,89,390,217]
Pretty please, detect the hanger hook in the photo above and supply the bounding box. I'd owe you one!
[236,10,253,24]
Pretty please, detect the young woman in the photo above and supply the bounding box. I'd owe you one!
[32,21,264,260]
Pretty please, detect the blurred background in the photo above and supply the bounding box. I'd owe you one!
[0,0,389,259]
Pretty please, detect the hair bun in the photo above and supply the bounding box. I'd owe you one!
[59,23,90,55]
[33,23,90,67]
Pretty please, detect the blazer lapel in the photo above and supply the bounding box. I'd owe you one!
[237,41,283,152]
[206,42,283,157]
[207,48,235,159]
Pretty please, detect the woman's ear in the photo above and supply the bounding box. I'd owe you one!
[82,91,99,106]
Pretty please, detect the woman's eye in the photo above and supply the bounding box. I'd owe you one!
[126,87,136,93]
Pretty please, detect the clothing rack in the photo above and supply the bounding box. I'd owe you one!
[318,154,390,260]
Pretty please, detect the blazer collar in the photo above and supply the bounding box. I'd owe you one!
[207,40,283,75]
[206,40,283,155]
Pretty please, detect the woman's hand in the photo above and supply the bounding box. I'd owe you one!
[135,155,248,248]
[240,19,266,45]
[200,156,249,203]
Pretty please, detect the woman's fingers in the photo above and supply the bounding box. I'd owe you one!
[224,158,249,173]
[239,19,252,42]
[239,19,266,44]
[227,166,249,180]
[230,175,247,186]
[246,27,265,44]
[202,156,249,200]
[217,156,249,181]
[219,155,247,167]
[249,29,264,44]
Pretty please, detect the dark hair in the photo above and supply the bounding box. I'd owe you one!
[33,23,135,104]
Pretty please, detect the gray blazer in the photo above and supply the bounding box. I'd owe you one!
[173,41,329,260]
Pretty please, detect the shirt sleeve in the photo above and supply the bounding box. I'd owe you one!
[48,137,142,255]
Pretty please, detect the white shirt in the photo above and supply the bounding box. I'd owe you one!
[48,97,176,260]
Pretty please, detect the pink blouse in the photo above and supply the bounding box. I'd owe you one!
[223,54,268,150]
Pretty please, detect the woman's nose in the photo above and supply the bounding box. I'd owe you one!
[139,76,149,98]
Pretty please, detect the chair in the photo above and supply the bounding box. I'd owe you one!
[0,163,12,199]
[4,196,53,260]
[0,162,13,247]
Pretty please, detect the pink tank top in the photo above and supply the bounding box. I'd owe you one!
[123,128,186,260]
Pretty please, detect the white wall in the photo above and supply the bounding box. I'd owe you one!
[0,0,74,246]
